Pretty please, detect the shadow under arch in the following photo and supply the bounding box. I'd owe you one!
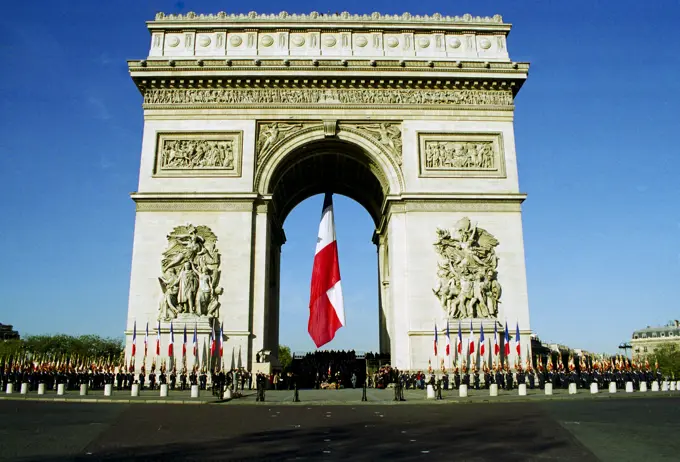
[256,126,404,226]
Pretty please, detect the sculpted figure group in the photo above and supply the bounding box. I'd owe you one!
[161,139,234,170]
[425,141,494,169]
[158,225,223,321]
[432,217,502,319]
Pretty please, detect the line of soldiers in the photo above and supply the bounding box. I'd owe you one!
[390,355,667,392]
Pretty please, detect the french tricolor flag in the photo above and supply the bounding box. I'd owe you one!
[156,320,161,356]
[515,322,521,357]
[494,323,500,356]
[144,322,148,357]
[433,323,438,356]
[457,321,463,355]
[480,324,486,358]
[445,323,451,357]
[131,321,137,357]
[468,321,475,356]
[182,324,187,358]
[504,321,510,356]
[308,193,345,348]
[192,323,198,357]
[168,322,174,357]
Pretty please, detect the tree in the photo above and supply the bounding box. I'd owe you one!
[278,345,293,372]
[654,343,680,378]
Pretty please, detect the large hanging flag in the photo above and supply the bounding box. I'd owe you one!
[156,320,161,356]
[468,321,475,356]
[192,323,198,357]
[308,193,345,348]
[433,323,438,356]
[445,323,451,357]
[493,323,500,356]
[144,322,149,357]
[504,321,510,356]
[168,322,174,357]
[182,324,187,358]
[480,324,486,358]
[515,322,521,357]
[131,321,137,357]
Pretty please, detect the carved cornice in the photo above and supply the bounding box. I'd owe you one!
[152,11,506,26]
[135,201,254,212]
[385,195,525,215]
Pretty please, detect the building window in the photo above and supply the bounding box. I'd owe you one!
[635,348,640,353]
[634,335,639,339]
[643,347,648,353]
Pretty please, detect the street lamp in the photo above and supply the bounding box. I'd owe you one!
[618,342,631,358]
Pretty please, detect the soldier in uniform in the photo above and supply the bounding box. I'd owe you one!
[494,363,504,389]
[139,366,146,390]
[472,365,480,390]
[180,368,187,391]
[149,368,157,390]
[504,364,513,391]
[199,369,208,390]
[453,366,461,390]
[170,368,177,390]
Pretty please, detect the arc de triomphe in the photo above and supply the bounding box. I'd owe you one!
[124,11,531,371]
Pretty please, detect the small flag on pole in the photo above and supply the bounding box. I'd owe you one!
[493,323,500,356]
[433,323,438,356]
[219,323,224,358]
[182,324,187,358]
[193,323,198,357]
[457,321,463,355]
[468,321,475,356]
[480,324,486,357]
[131,321,137,357]
[156,320,161,356]
[504,321,510,356]
[515,321,521,357]
[445,323,451,357]
[144,322,149,357]
[210,326,216,357]
[168,322,174,357]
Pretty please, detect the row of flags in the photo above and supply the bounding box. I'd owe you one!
[130,320,224,360]
[434,321,522,360]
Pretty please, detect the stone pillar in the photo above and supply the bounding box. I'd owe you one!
[518,383,527,396]
[386,209,408,369]
[625,382,634,393]
[568,383,577,394]
[590,383,598,394]
[426,384,435,399]
[131,383,140,397]
[544,383,553,395]
[160,384,169,397]
[489,383,498,396]
[640,382,648,392]
[651,381,659,392]
[104,384,112,396]
[37,383,45,395]
[251,206,272,364]
[6,383,13,394]
[57,384,65,395]
[608,382,617,393]
[191,384,199,398]
[79,384,88,396]
[459,384,468,397]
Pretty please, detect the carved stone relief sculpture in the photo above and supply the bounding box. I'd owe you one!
[340,122,403,166]
[256,122,316,167]
[158,224,223,321]
[155,132,242,177]
[418,132,505,178]
[432,217,502,320]
[145,88,514,107]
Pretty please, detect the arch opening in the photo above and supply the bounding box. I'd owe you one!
[268,139,387,227]
[262,138,392,358]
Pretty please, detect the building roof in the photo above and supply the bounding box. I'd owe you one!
[632,325,680,338]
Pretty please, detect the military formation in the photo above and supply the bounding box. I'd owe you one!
[384,354,669,393]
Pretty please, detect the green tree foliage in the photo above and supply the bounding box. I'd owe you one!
[654,343,680,378]
[0,335,123,362]
[278,345,292,372]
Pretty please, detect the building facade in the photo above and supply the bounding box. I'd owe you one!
[124,11,532,371]
[632,321,680,358]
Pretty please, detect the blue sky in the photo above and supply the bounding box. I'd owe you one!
[1,1,678,355]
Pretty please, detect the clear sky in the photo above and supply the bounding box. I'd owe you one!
[1,1,678,355]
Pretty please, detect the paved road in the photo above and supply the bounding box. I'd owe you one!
[1,397,678,461]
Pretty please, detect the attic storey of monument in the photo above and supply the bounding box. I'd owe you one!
[124,11,531,371]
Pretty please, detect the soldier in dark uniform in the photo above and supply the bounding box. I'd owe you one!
[159,369,167,387]
[471,365,480,390]
[494,364,504,389]
[527,366,535,389]
[199,370,208,390]
[443,371,449,390]
[504,365,513,391]
[453,367,461,389]
[149,369,156,390]
[170,369,177,390]
[516,365,526,389]
[189,368,197,388]
[180,368,187,391]
[139,367,146,390]
[483,364,492,389]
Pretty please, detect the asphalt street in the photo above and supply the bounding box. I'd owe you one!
[1,397,678,461]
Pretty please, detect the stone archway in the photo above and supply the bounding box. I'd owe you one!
[252,121,404,362]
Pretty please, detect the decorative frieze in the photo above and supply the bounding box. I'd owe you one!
[256,122,321,167]
[144,88,513,108]
[154,132,242,177]
[418,132,506,178]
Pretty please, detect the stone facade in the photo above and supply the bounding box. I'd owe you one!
[632,321,680,359]
[125,11,532,372]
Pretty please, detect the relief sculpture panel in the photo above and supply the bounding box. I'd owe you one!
[155,132,242,177]
[418,132,506,178]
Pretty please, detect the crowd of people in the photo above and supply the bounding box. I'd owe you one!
[290,350,391,389]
